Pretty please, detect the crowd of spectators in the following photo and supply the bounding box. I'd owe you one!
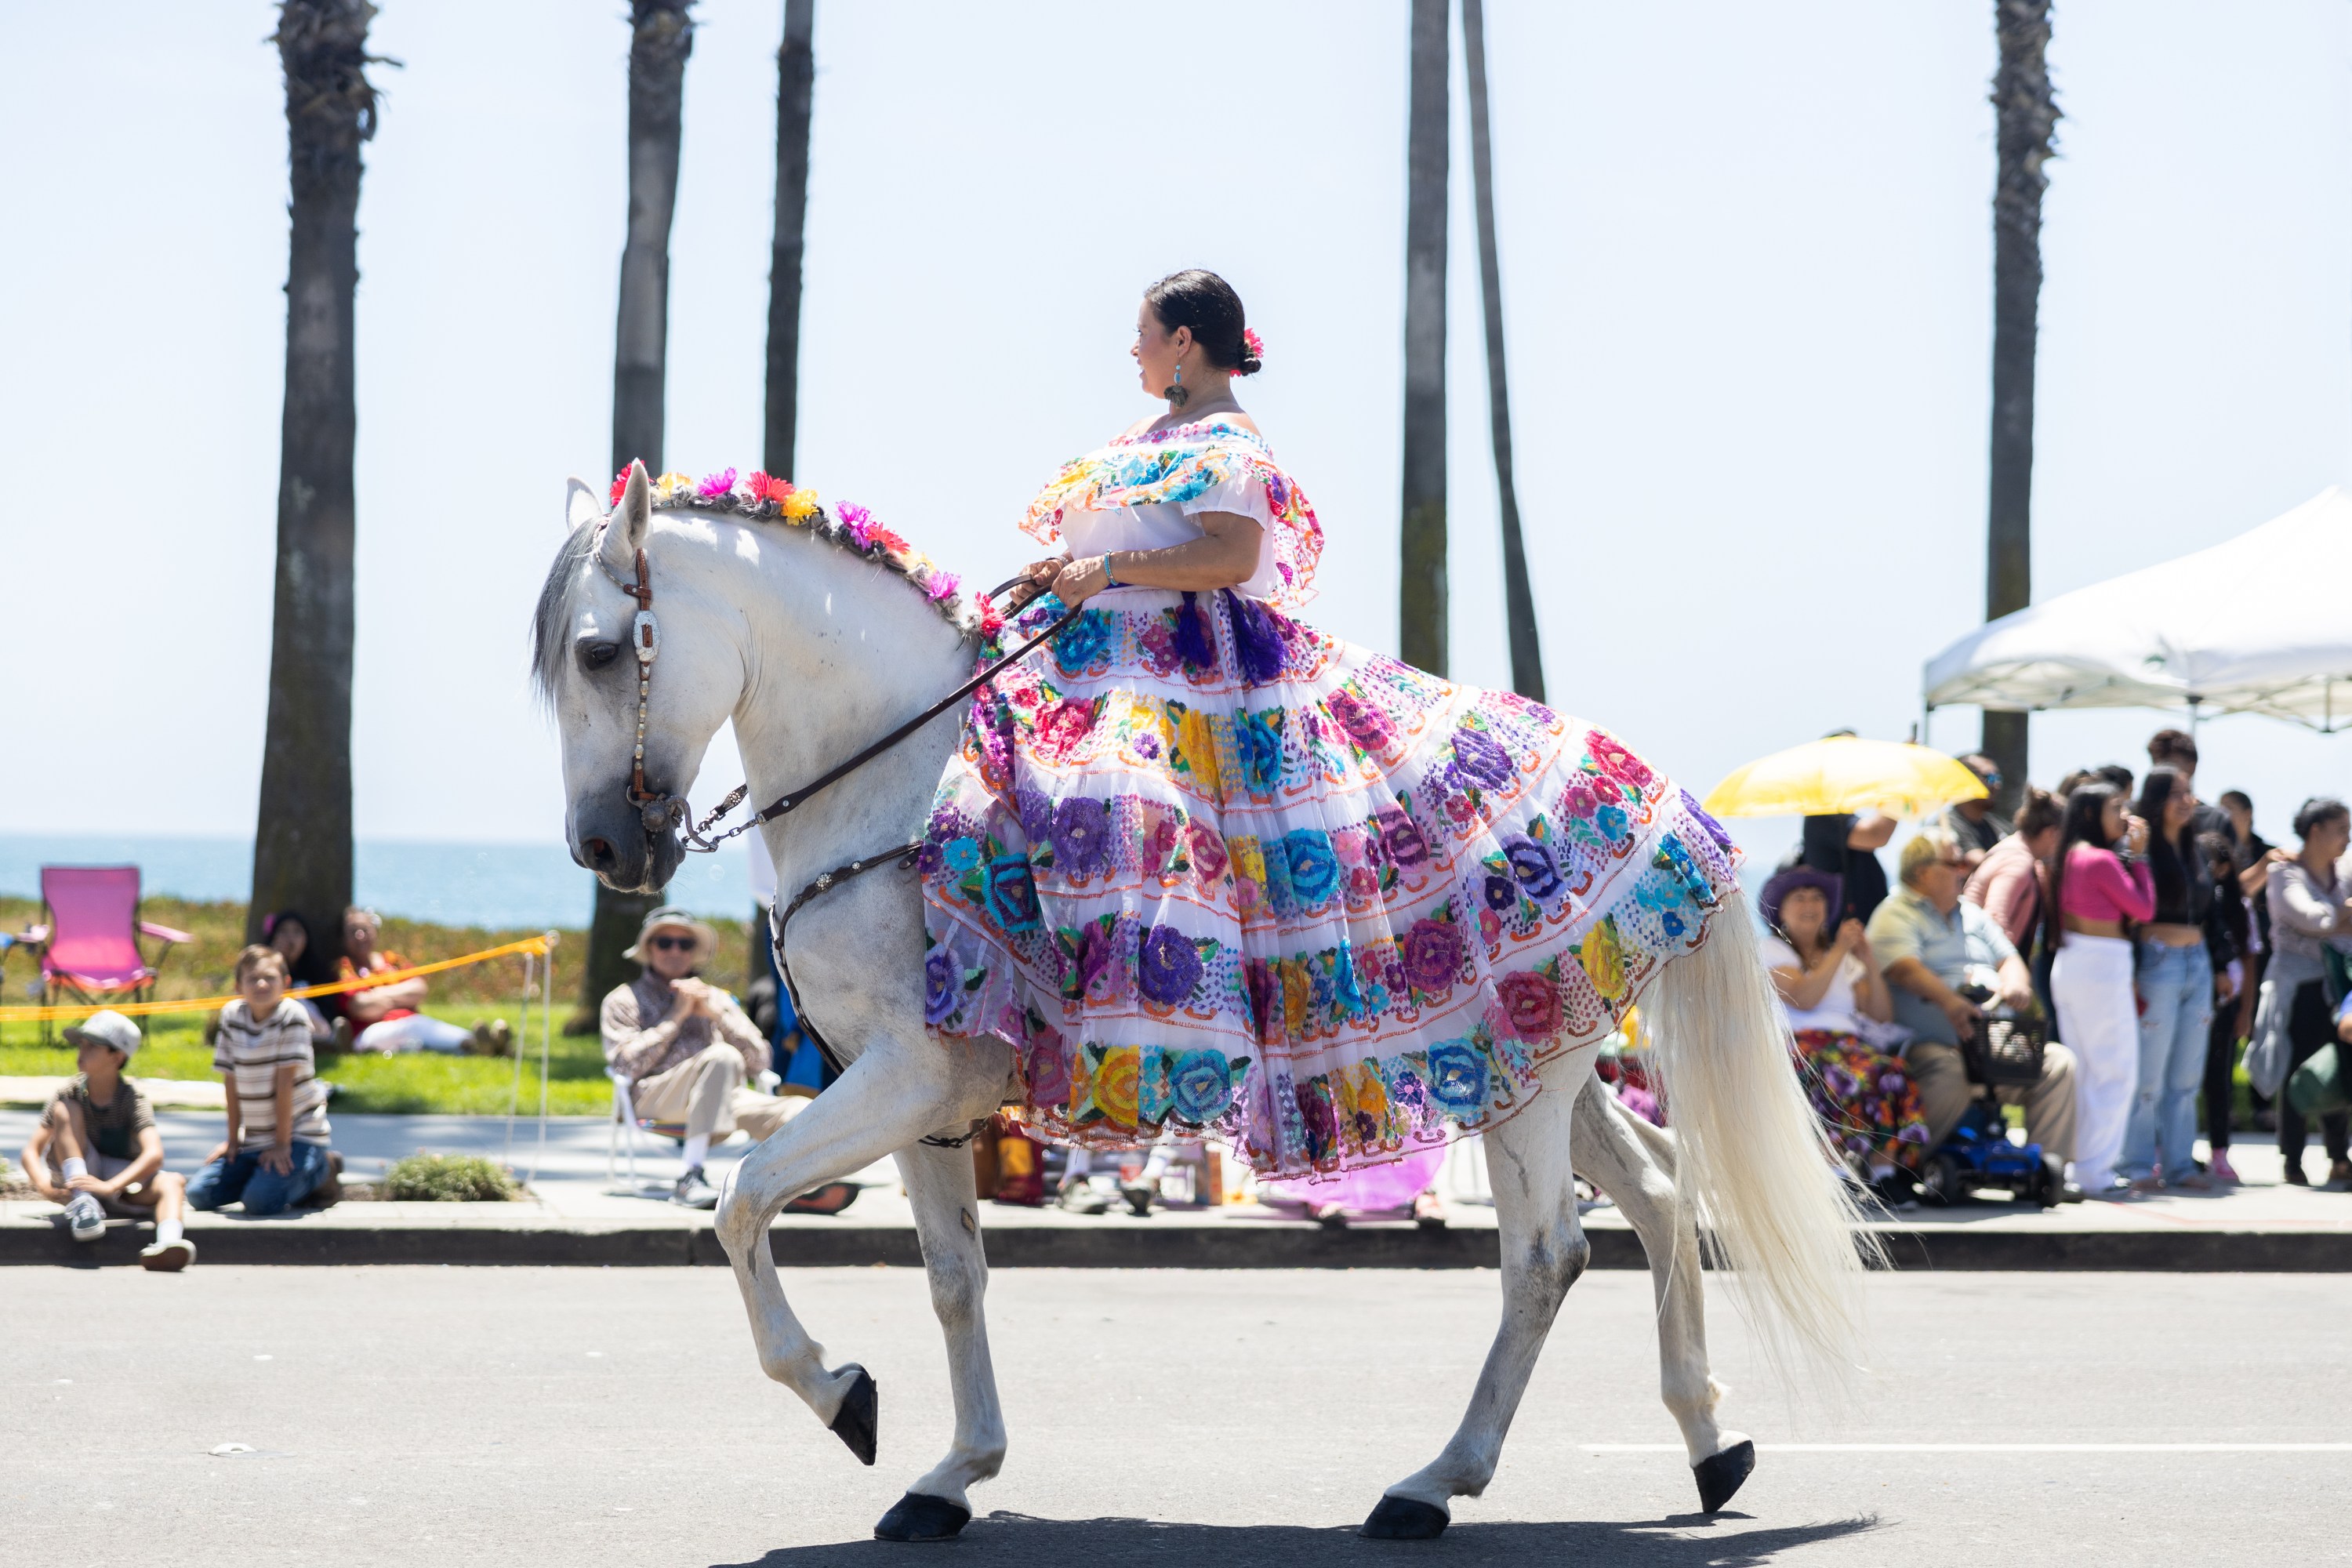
[1763,726,2352,1203]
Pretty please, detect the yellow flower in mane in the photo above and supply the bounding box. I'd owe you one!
[653,470,693,499]
[781,488,821,522]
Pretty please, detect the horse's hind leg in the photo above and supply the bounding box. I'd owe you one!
[869,1138,1008,1543]
[1365,1065,1587,1540]
[1570,1079,1755,1512]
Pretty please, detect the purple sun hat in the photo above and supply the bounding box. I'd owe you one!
[1759,866,1843,938]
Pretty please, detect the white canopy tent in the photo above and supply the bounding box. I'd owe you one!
[1924,486,2352,732]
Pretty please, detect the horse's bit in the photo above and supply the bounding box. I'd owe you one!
[595,528,1084,1127]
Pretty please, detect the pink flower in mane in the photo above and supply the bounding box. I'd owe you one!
[924,571,962,603]
[697,467,738,498]
[608,468,632,506]
[866,524,911,556]
[837,501,874,547]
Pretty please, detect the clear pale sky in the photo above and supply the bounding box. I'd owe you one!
[6,1,2349,864]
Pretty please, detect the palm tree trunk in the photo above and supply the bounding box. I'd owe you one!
[1398,0,1449,676]
[579,0,696,1027]
[1982,0,2057,814]
[764,0,815,481]
[1461,0,1541,704]
[249,0,380,956]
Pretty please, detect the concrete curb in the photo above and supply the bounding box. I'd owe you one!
[9,1217,2351,1270]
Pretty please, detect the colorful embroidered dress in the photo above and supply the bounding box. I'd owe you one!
[920,418,1742,1180]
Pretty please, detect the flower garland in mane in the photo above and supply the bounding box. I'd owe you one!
[618,466,995,637]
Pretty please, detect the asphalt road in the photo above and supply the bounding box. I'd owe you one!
[5,1265,2343,1566]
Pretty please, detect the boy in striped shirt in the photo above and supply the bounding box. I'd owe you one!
[188,946,336,1214]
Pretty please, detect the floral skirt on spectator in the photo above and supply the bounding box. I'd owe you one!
[919,586,1744,1181]
[1790,1028,1930,1171]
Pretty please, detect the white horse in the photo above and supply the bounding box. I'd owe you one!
[535,466,1871,1543]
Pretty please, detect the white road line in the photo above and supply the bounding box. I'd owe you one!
[1585,1443,2352,1454]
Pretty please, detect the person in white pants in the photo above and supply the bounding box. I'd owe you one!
[2046,783,2153,1196]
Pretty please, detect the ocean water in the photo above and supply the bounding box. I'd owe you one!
[0,834,757,931]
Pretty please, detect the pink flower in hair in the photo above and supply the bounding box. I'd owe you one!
[1243,328,1265,361]
[697,467,738,497]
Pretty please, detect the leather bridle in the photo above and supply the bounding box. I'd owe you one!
[593,528,1084,1115]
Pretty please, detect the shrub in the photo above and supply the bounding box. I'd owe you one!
[382,1152,519,1202]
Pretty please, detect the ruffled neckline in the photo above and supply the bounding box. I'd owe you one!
[1109,416,1268,450]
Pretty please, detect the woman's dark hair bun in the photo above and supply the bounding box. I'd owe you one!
[2293,795,2349,840]
[1145,268,1259,376]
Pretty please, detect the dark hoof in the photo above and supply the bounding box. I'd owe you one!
[829,1367,878,1466]
[1693,1438,1756,1513]
[1360,1494,1450,1540]
[875,1492,971,1542]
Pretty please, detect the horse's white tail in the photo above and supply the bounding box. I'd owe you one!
[1644,891,1878,1392]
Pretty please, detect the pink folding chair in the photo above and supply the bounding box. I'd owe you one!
[32,866,192,1043]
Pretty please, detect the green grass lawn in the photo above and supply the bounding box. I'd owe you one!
[0,1003,615,1116]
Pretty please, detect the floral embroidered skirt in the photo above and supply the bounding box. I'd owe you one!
[919,586,1744,1181]
[1789,1028,1930,1172]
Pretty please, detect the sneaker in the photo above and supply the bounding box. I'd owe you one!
[307,1151,345,1209]
[1119,1181,1156,1217]
[1057,1180,1111,1215]
[2328,1160,2352,1193]
[140,1237,197,1271]
[2209,1149,2241,1183]
[2285,1163,2311,1187]
[64,1192,106,1243]
[671,1167,720,1209]
[470,1018,514,1057]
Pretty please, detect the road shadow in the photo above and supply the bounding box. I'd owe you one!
[717,1509,1886,1566]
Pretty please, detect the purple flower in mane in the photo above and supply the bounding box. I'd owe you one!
[696,468,737,497]
[837,501,873,547]
[924,570,962,602]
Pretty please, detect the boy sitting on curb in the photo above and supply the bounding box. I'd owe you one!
[189,946,339,1215]
[16,1008,196,1269]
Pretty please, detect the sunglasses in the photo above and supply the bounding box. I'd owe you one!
[648,934,698,953]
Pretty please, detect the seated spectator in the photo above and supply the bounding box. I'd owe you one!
[1759,868,1929,1198]
[190,946,339,1216]
[339,906,510,1056]
[1867,828,2080,1189]
[17,1009,195,1269]
[1963,786,2062,953]
[262,909,350,1052]
[1943,753,2013,870]
[601,907,800,1209]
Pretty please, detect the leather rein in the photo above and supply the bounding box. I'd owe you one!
[597,532,1081,1125]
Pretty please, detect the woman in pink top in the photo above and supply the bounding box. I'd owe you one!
[1964,786,2063,950]
[2045,782,2151,1195]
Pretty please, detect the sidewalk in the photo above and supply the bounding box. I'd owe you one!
[5,1109,2350,1269]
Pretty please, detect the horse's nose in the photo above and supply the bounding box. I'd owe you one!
[581,836,617,872]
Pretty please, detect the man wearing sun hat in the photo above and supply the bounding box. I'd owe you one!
[16,1009,197,1269]
[601,906,795,1208]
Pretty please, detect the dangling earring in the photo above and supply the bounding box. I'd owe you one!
[1163,360,1188,410]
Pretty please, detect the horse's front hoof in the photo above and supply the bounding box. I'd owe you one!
[829,1366,879,1466]
[1360,1494,1450,1539]
[874,1493,971,1542]
[1693,1438,1756,1512]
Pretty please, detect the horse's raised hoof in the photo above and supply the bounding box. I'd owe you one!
[874,1493,971,1542]
[829,1366,879,1466]
[1693,1438,1756,1512]
[1359,1494,1450,1540]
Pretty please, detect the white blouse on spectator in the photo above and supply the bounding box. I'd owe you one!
[1758,935,1867,1036]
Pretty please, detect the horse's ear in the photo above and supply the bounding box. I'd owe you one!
[564,476,603,533]
[600,460,653,577]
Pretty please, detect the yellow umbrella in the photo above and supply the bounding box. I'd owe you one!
[1702,735,1987,820]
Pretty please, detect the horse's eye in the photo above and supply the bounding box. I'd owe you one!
[580,641,622,671]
